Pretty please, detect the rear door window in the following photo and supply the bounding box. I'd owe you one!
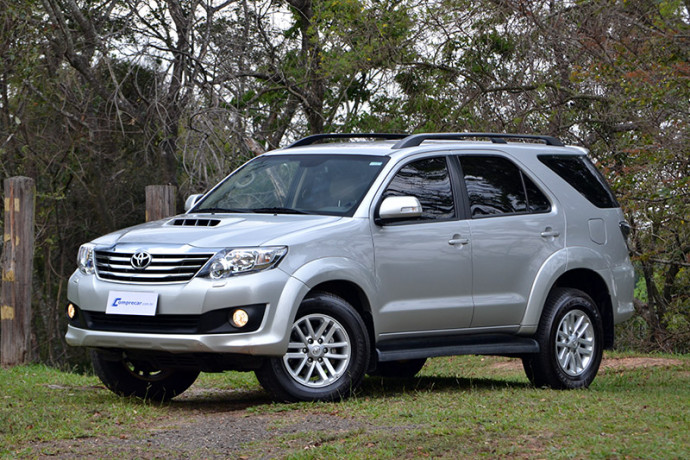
[458,156,551,218]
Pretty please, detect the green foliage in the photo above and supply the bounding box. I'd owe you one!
[590,0,690,350]
[1,0,689,364]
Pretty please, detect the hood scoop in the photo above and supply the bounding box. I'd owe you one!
[168,217,221,227]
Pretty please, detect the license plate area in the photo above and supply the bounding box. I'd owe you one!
[106,291,158,316]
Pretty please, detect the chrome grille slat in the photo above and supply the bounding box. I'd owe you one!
[95,264,207,272]
[98,267,200,275]
[98,270,197,279]
[94,250,213,284]
[97,259,209,266]
[103,255,131,262]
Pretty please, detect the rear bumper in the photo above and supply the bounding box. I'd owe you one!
[611,261,635,324]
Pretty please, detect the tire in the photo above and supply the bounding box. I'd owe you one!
[255,292,370,402]
[91,350,199,401]
[522,288,603,389]
[369,358,427,378]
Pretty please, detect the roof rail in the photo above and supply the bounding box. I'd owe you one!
[286,133,408,148]
[391,133,565,149]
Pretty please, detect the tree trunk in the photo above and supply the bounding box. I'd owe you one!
[145,185,177,222]
[1,176,35,366]
[288,0,325,134]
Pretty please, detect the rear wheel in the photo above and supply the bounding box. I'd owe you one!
[522,288,603,389]
[369,358,427,378]
[255,292,370,402]
[91,350,199,401]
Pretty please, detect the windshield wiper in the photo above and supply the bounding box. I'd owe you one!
[252,207,312,215]
[193,207,246,214]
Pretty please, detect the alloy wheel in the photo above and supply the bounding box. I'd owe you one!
[282,313,351,387]
[555,309,595,376]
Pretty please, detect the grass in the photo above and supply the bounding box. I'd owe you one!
[0,365,167,456]
[1,352,688,458]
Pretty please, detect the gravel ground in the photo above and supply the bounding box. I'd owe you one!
[28,406,374,459]
[27,387,397,459]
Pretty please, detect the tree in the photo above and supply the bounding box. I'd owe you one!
[1,0,688,365]
[344,0,689,350]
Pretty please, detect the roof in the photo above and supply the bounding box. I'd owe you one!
[267,133,587,157]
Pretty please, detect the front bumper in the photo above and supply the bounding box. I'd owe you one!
[65,324,288,355]
[65,267,309,356]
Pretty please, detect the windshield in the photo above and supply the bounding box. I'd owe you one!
[193,154,389,216]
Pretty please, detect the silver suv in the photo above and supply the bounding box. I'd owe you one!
[66,133,635,402]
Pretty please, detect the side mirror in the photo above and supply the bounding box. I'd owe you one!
[377,196,423,224]
[184,194,204,212]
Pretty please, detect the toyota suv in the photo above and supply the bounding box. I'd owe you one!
[66,132,635,402]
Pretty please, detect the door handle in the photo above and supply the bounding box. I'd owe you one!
[448,237,469,246]
[540,229,560,238]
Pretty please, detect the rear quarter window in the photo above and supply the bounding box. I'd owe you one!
[539,155,619,208]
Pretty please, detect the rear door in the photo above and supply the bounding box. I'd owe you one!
[456,154,565,328]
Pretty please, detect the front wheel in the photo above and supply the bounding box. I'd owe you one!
[522,288,603,389]
[91,350,199,401]
[255,292,370,402]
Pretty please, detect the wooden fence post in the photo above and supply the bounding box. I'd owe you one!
[145,185,177,222]
[1,177,35,366]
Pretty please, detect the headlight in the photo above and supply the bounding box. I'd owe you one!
[199,246,287,280]
[77,243,96,275]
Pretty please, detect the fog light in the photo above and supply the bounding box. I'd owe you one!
[231,309,249,328]
[67,303,76,319]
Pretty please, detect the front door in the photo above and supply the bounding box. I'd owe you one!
[372,156,474,337]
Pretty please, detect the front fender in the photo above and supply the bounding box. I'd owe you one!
[289,257,377,302]
[267,258,377,350]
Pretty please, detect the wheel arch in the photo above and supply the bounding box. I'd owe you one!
[551,269,615,349]
[308,280,377,371]
[521,267,614,349]
[257,281,373,402]
[291,259,376,321]
[520,247,616,349]
[290,258,378,365]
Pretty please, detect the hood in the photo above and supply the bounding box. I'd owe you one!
[92,213,342,248]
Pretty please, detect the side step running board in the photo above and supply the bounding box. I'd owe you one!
[376,334,540,362]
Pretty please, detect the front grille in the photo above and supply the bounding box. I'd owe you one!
[94,250,214,283]
[84,311,201,333]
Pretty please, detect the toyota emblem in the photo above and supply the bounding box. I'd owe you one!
[131,251,152,270]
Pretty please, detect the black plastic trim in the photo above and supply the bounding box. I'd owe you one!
[95,348,265,372]
[392,133,565,149]
[376,334,540,362]
[73,304,266,334]
[286,133,408,148]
